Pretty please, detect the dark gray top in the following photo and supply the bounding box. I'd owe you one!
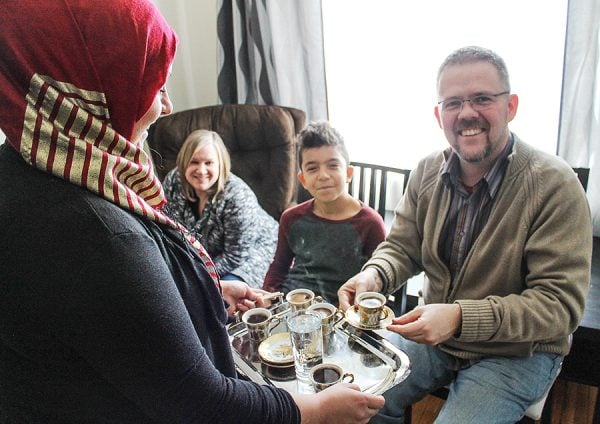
[0,144,299,423]
[263,199,386,303]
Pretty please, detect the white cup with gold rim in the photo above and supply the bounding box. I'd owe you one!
[307,302,343,335]
[242,307,281,342]
[286,288,315,312]
[356,292,389,327]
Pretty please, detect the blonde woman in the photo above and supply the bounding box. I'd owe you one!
[163,130,278,288]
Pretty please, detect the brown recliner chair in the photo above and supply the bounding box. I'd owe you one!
[147,104,306,220]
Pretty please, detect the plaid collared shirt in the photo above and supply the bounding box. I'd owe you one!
[440,136,514,283]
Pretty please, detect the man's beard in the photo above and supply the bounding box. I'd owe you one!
[457,139,493,163]
[454,118,493,163]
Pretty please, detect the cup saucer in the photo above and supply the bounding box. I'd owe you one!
[344,304,395,330]
[258,332,294,365]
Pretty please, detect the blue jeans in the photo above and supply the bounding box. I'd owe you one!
[371,338,562,424]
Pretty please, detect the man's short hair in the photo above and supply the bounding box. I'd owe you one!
[437,46,511,92]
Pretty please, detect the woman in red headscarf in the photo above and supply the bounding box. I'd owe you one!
[0,1,384,423]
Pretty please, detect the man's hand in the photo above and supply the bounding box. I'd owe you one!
[386,303,462,345]
[220,280,269,316]
[337,268,383,311]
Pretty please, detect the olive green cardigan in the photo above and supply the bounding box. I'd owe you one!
[367,135,592,359]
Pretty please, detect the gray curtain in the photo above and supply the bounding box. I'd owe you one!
[558,0,600,236]
[217,0,328,122]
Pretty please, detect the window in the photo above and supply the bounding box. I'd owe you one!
[322,0,568,169]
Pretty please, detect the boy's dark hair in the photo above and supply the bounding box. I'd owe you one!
[297,121,349,168]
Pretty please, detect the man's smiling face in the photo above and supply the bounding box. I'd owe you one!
[434,61,518,166]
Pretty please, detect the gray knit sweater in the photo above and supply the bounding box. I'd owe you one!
[163,170,278,288]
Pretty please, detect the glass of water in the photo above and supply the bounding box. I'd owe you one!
[286,310,323,383]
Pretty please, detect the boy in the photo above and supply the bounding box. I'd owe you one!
[262,121,386,303]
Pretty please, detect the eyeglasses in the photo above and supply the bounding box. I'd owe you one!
[438,91,510,113]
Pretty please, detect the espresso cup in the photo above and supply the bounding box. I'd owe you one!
[356,292,388,327]
[307,302,343,335]
[309,363,354,392]
[286,288,315,312]
[242,308,280,341]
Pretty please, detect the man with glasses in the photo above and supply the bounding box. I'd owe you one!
[338,46,592,423]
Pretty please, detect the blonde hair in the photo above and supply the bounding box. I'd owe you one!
[176,129,231,202]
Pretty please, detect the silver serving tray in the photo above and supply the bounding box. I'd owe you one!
[227,301,410,394]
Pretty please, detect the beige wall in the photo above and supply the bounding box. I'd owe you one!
[153,1,220,113]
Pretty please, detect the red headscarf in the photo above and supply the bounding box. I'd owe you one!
[0,0,219,283]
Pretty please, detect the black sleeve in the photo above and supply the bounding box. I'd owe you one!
[53,230,300,424]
